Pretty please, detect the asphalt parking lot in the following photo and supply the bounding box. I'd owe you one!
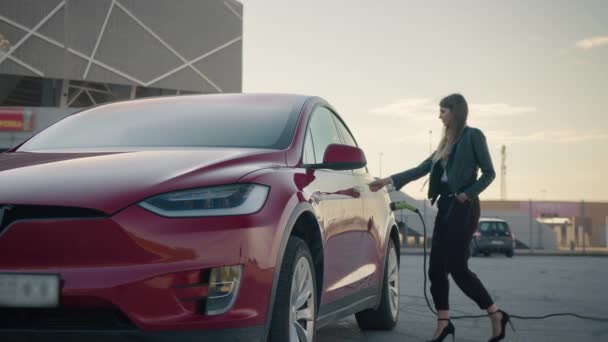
[318,254,608,342]
[3,255,607,342]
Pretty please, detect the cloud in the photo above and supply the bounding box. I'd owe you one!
[369,98,436,120]
[486,129,608,144]
[391,130,434,144]
[391,129,608,147]
[470,103,536,117]
[576,36,608,50]
[370,98,536,119]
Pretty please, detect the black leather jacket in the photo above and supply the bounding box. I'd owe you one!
[390,126,496,204]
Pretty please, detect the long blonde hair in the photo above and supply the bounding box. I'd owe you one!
[433,94,468,162]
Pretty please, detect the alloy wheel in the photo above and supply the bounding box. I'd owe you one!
[289,257,315,342]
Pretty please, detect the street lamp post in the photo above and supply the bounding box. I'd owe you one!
[582,200,586,254]
[529,200,534,253]
[379,152,384,178]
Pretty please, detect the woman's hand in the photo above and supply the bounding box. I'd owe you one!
[368,177,390,192]
[456,192,469,203]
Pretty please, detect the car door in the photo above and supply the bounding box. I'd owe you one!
[302,106,366,305]
[332,115,392,292]
[478,221,495,249]
[494,221,512,247]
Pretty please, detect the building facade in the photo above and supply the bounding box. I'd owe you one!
[388,184,607,250]
[482,200,608,249]
[0,0,242,150]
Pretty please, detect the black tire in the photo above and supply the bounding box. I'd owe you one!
[506,250,514,258]
[355,239,399,330]
[483,251,491,257]
[268,237,317,342]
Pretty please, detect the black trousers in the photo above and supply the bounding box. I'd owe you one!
[428,195,494,311]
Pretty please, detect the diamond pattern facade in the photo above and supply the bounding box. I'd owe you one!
[0,0,243,93]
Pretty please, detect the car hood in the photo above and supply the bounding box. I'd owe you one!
[0,148,286,214]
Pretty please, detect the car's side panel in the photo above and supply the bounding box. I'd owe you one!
[302,169,367,304]
[240,166,376,339]
[355,173,395,295]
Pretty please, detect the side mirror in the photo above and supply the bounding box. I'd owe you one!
[312,144,367,170]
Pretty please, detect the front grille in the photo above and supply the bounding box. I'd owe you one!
[0,205,106,233]
[0,308,135,331]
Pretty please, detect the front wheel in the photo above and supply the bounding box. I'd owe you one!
[355,239,399,330]
[268,237,317,342]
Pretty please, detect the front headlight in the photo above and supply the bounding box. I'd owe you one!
[139,183,269,217]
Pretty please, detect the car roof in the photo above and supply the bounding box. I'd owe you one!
[479,218,507,223]
[96,93,312,111]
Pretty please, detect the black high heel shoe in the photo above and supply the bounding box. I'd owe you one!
[426,318,455,342]
[488,310,515,342]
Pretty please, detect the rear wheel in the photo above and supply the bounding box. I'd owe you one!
[506,250,514,258]
[355,239,399,330]
[268,237,317,342]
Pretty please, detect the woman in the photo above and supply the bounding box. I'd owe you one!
[369,94,513,342]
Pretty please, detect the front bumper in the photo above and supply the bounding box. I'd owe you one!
[0,204,281,333]
[473,240,513,253]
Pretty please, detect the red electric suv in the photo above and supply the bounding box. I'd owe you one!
[0,94,400,341]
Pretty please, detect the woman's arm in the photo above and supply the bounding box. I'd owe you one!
[368,153,434,192]
[389,152,434,191]
[462,129,496,199]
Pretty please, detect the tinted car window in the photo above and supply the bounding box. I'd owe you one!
[333,116,357,147]
[303,129,316,164]
[308,107,342,164]
[18,96,303,151]
[495,222,510,236]
[332,115,367,175]
[479,222,493,235]
[478,221,510,236]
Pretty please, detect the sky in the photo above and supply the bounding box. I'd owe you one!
[238,0,608,202]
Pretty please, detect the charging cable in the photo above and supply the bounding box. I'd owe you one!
[390,201,608,322]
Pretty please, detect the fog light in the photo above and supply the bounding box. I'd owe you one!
[206,265,242,315]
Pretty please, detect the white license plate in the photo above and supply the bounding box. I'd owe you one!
[0,273,60,308]
[491,240,505,245]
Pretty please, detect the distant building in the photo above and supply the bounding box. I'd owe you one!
[483,200,608,250]
[388,184,607,250]
[0,0,243,150]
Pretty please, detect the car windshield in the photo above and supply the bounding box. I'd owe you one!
[479,221,510,236]
[17,95,303,151]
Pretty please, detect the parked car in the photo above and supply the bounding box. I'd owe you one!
[471,218,515,257]
[0,94,400,342]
